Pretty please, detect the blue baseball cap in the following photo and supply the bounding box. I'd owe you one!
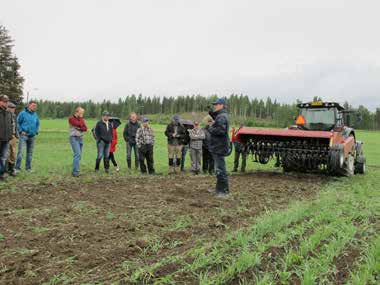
[173,114,180,122]
[212,98,226,105]
[142,117,149,122]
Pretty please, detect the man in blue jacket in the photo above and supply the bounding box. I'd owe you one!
[15,100,40,172]
[208,98,230,198]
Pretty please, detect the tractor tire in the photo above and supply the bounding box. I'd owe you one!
[341,153,355,177]
[355,155,366,174]
[328,144,344,174]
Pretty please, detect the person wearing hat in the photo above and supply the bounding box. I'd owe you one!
[136,117,155,174]
[94,111,113,173]
[68,107,88,177]
[164,115,186,174]
[123,112,140,170]
[232,123,247,173]
[15,100,39,172]
[202,116,214,175]
[6,101,18,176]
[0,95,13,181]
[188,121,205,175]
[208,98,230,197]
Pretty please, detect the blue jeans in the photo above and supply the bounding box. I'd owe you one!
[15,134,35,171]
[97,140,111,160]
[212,153,229,193]
[70,136,83,175]
[127,142,139,168]
[0,141,10,176]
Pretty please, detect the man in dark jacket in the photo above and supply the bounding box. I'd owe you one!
[94,111,113,173]
[123,112,140,170]
[0,95,13,181]
[164,115,186,174]
[208,98,230,197]
[6,102,18,176]
[202,117,214,175]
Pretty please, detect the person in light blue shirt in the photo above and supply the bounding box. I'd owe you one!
[15,100,40,172]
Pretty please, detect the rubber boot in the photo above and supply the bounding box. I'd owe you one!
[168,159,175,174]
[104,159,110,173]
[8,163,16,177]
[127,159,132,169]
[176,159,181,173]
[95,159,101,172]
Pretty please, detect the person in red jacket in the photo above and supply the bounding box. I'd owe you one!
[109,122,120,172]
[68,107,87,177]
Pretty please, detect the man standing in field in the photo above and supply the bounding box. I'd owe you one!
[202,117,214,175]
[136,117,155,174]
[208,98,230,198]
[232,124,247,173]
[15,100,40,173]
[94,111,113,173]
[188,121,205,175]
[0,95,13,181]
[123,112,140,170]
[165,115,186,174]
[68,107,87,177]
[6,101,18,177]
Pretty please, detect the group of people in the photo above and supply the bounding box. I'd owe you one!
[1,95,233,197]
[0,95,40,181]
[68,97,232,197]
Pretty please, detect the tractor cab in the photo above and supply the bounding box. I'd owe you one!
[296,102,345,131]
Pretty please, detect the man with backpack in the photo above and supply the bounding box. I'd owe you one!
[94,111,113,173]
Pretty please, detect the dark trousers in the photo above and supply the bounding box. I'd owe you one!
[0,141,10,177]
[202,148,214,174]
[109,152,118,166]
[233,151,247,172]
[139,144,155,174]
[127,142,139,169]
[180,144,189,170]
[211,153,229,193]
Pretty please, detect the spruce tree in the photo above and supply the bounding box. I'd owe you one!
[0,25,24,105]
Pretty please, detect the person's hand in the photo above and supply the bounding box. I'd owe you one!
[172,133,176,137]
[21,131,27,135]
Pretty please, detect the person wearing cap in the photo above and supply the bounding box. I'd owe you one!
[123,112,140,170]
[6,101,18,176]
[188,121,205,175]
[0,95,13,181]
[94,111,113,173]
[208,98,230,197]
[232,124,247,173]
[68,107,88,177]
[164,115,186,174]
[202,116,214,175]
[15,100,40,172]
[136,117,155,174]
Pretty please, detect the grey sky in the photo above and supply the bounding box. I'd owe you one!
[2,0,380,109]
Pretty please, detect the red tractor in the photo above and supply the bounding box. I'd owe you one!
[232,101,366,176]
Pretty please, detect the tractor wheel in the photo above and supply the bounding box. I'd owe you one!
[355,155,366,174]
[341,153,355,177]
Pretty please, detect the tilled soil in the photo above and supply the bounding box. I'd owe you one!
[0,172,327,284]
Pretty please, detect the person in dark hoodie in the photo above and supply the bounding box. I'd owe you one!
[164,115,186,174]
[15,100,40,172]
[208,98,230,198]
[94,111,113,173]
[0,95,13,181]
[123,112,140,170]
[202,117,214,175]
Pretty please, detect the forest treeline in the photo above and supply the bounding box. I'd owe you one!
[35,94,380,130]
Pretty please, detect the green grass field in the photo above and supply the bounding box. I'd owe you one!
[0,119,379,284]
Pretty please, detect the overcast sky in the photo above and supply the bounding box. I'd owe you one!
[2,0,380,109]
